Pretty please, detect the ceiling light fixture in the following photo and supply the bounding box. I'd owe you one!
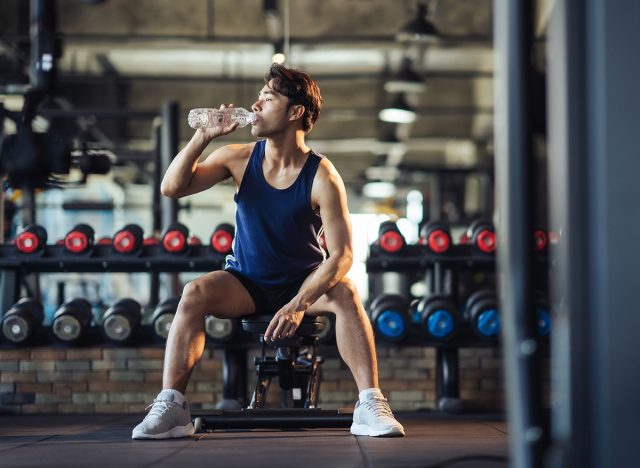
[379,94,417,124]
[272,41,286,64]
[384,57,426,93]
[362,181,398,199]
[396,2,440,43]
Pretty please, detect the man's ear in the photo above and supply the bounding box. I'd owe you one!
[289,104,305,121]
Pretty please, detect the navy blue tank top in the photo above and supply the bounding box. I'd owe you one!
[225,140,325,287]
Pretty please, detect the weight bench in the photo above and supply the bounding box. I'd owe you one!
[193,314,353,432]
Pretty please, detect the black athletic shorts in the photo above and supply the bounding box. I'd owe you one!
[224,268,308,315]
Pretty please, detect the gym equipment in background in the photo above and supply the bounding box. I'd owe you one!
[112,224,144,254]
[419,221,452,254]
[1,298,44,344]
[375,220,406,254]
[416,295,459,340]
[52,298,93,344]
[161,223,189,255]
[101,298,142,344]
[63,223,95,255]
[205,316,240,344]
[465,290,501,340]
[467,219,496,254]
[210,223,235,255]
[368,293,410,342]
[15,224,48,254]
[151,297,179,342]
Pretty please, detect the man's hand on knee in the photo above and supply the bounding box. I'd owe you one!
[264,303,306,341]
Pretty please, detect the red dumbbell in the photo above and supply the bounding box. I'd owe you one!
[210,223,235,254]
[15,224,48,254]
[64,223,95,254]
[161,223,189,254]
[113,224,144,254]
[376,220,405,254]
[419,221,451,254]
[467,219,496,254]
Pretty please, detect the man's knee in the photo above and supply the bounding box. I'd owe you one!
[180,278,217,316]
[328,277,360,308]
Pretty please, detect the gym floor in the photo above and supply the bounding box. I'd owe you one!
[0,412,508,468]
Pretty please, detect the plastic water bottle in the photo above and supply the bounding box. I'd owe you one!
[188,107,256,129]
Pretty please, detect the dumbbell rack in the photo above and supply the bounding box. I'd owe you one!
[366,242,549,413]
[0,244,227,273]
[0,241,255,405]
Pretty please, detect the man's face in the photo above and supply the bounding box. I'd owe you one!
[250,81,294,137]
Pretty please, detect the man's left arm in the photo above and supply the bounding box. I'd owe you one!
[264,162,353,340]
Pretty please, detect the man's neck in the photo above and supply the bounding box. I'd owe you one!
[264,131,310,167]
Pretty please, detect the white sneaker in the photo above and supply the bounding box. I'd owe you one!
[132,390,195,440]
[350,396,405,437]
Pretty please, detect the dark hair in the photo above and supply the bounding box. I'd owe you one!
[264,63,322,132]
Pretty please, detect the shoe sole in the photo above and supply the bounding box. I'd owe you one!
[132,422,195,440]
[350,422,405,437]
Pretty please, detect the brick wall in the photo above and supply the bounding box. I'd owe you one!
[0,345,508,414]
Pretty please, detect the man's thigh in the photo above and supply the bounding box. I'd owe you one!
[187,270,257,319]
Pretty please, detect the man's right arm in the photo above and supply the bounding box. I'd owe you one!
[159,130,225,199]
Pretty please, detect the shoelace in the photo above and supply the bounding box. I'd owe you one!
[143,399,177,420]
[361,397,395,418]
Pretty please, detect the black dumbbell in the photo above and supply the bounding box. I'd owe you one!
[205,316,240,344]
[52,298,93,344]
[316,314,336,343]
[210,223,235,254]
[15,224,47,254]
[161,223,189,255]
[151,297,180,342]
[465,290,501,340]
[376,221,406,254]
[467,219,496,254]
[1,298,44,344]
[368,294,410,342]
[64,223,95,255]
[101,298,142,344]
[419,221,452,254]
[113,224,144,254]
[416,295,458,340]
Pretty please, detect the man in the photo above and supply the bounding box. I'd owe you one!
[132,63,405,439]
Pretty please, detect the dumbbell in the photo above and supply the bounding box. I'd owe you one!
[533,227,548,253]
[376,221,406,254]
[205,316,240,344]
[96,236,112,245]
[161,223,189,255]
[467,219,496,254]
[416,295,459,340]
[465,290,501,340]
[368,294,410,342]
[210,223,235,254]
[64,223,95,255]
[52,298,94,344]
[1,298,44,344]
[534,293,552,337]
[101,298,142,344]
[15,224,47,254]
[315,314,336,343]
[113,224,144,254]
[151,297,180,342]
[419,221,452,254]
[143,236,160,246]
